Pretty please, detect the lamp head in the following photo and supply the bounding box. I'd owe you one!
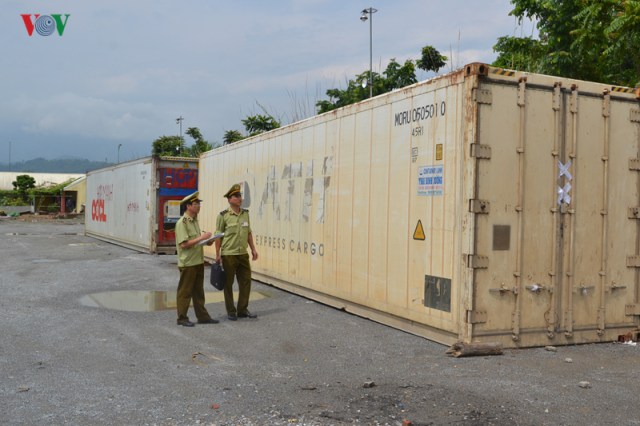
[360,13,368,22]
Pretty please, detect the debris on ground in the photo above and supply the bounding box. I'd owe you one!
[446,341,503,357]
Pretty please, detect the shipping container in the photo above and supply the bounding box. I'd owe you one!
[85,156,198,254]
[199,63,640,348]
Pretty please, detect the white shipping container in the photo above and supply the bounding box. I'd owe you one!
[85,156,198,254]
[199,63,640,348]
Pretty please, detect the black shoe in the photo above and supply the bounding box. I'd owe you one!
[177,320,195,327]
[197,318,219,324]
[227,314,238,321]
[238,311,257,319]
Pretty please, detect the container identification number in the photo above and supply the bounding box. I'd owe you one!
[394,101,446,127]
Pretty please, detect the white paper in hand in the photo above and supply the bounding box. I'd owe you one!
[197,232,224,246]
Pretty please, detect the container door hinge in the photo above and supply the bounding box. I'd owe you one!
[466,310,487,324]
[517,78,527,106]
[467,254,489,269]
[625,304,640,316]
[630,109,640,123]
[471,144,492,159]
[629,158,640,171]
[473,89,493,105]
[469,199,490,214]
[626,256,640,268]
[602,91,611,117]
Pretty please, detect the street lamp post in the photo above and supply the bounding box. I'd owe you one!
[360,7,377,99]
[117,144,122,164]
[176,116,184,155]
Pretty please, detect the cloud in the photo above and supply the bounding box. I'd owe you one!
[9,92,159,141]
[1,0,528,162]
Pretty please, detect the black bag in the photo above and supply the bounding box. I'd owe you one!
[210,262,226,291]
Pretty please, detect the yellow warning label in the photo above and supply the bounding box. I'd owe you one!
[413,220,426,240]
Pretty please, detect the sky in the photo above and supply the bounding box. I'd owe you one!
[1,0,534,164]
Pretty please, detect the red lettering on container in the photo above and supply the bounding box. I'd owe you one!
[91,199,107,222]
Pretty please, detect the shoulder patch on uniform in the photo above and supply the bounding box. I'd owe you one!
[242,208,249,213]
[219,209,228,216]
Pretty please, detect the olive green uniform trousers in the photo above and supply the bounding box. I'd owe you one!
[221,254,252,315]
[176,264,211,323]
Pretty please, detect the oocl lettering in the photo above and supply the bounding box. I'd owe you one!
[91,199,107,222]
[21,14,70,37]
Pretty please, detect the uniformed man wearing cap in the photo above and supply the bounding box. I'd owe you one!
[174,191,219,327]
[215,184,259,321]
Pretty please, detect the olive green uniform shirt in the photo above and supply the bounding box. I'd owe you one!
[175,214,204,267]
[216,208,252,255]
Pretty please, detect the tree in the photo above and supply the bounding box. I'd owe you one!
[316,45,446,114]
[416,45,448,73]
[185,127,214,156]
[493,0,639,87]
[383,59,418,91]
[223,130,244,145]
[152,127,218,157]
[12,174,35,203]
[152,135,184,157]
[241,114,281,136]
[572,0,640,86]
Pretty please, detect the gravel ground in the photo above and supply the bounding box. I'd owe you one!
[1,215,639,425]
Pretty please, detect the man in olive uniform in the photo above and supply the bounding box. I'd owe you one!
[175,191,219,327]
[215,184,259,321]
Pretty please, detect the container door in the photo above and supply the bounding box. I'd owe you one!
[471,81,563,346]
[559,90,640,340]
[472,78,640,346]
[157,166,198,246]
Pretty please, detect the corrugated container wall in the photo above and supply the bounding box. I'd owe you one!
[85,156,198,254]
[199,64,640,348]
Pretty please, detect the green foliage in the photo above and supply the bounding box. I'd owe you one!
[12,174,35,203]
[13,175,35,192]
[0,190,26,206]
[223,130,245,145]
[152,127,219,157]
[152,135,184,157]
[316,45,445,114]
[241,114,281,136]
[493,0,640,86]
[185,127,215,156]
[316,70,379,113]
[383,59,418,91]
[492,36,546,71]
[223,107,282,145]
[416,45,448,73]
[31,179,75,195]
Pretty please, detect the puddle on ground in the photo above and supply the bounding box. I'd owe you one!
[79,290,270,312]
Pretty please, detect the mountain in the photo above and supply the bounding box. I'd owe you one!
[0,158,113,173]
